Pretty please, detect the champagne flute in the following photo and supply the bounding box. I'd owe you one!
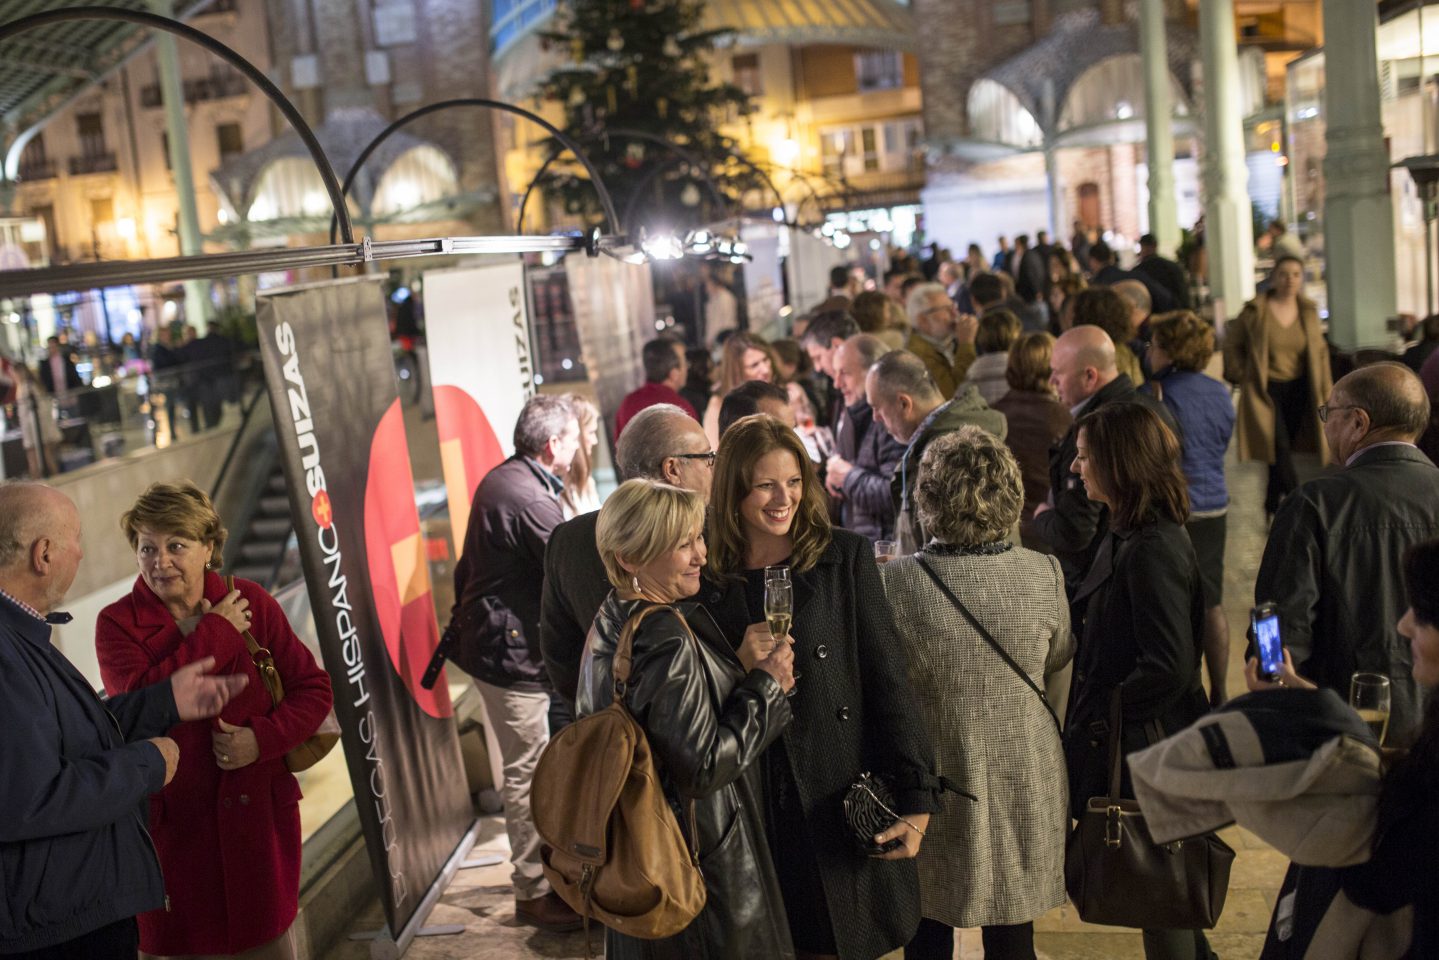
[764,564,790,585]
[1350,673,1392,745]
[763,579,799,693]
[874,540,899,564]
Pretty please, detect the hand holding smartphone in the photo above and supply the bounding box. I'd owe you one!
[1252,602,1284,683]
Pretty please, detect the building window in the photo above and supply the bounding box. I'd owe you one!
[217,123,244,159]
[732,53,762,96]
[860,127,879,172]
[77,112,107,157]
[91,196,115,225]
[372,1,418,46]
[855,50,902,93]
[820,129,854,177]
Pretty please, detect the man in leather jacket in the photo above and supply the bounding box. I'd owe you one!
[1254,362,1439,746]
[450,394,582,932]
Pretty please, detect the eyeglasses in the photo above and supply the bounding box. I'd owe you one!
[1317,403,1363,424]
[673,451,717,467]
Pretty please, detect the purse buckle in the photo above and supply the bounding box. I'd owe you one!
[1104,804,1123,848]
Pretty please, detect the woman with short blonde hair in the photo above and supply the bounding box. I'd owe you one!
[883,427,1073,959]
[97,480,333,960]
[579,478,794,959]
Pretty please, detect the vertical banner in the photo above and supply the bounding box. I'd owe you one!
[566,253,656,435]
[786,225,848,315]
[256,276,474,947]
[420,260,535,559]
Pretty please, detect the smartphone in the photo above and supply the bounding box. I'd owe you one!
[1252,603,1283,682]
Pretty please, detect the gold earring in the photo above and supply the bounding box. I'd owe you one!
[632,575,641,594]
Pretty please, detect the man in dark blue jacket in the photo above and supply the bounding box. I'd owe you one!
[826,334,904,541]
[0,482,246,958]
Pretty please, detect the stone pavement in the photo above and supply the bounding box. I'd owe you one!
[323,447,1293,960]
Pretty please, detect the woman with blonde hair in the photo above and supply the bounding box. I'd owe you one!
[96,481,333,960]
[702,332,776,447]
[579,478,794,959]
[883,427,1073,960]
[701,414,940,960]
[560,393,601,518]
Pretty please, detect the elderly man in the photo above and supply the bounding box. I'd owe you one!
[540,403,714,713]
[1255,363,1439,747]
[1031,326,1178,591]
[0,482,246,958]
[826,334,904,541]
[867,349,1007,553]
[905,282,978,399]
[451,394,581,932]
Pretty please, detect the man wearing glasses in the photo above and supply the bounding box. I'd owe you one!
[540,404,715,713]
[1254,362,1439,747]
[904,282,977,399]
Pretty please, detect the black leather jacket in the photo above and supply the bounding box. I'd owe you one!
[577,594,794,960]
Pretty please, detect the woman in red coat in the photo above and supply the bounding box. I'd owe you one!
[96,480,333,960]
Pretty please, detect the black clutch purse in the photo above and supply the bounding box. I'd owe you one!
[843,772,905,855]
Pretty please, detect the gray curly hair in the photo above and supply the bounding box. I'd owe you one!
[915,426,1023,547]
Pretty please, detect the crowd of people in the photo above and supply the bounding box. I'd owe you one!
[3,224,1439,960]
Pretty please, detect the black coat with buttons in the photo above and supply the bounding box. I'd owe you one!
[701,528,941,960]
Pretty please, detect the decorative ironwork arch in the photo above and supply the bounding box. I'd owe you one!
[0,6,354,243]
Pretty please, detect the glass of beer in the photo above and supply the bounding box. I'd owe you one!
[1350,673,1392,745]
[874,540,899,564]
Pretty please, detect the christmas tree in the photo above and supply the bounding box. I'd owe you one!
[534,0,759,235]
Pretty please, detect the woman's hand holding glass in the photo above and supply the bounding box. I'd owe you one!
[755,638,796,694]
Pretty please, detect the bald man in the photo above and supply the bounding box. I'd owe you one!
[1255,363,1439,746]
[1032,326,1179,590]
[0,482,246,957]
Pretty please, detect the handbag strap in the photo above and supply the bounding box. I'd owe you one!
[1106,688,1124,801]
[915,556,1061,733]
[611,601,701,864]
[226,574,282,708]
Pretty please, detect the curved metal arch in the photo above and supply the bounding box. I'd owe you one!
[0,6,354,243]
[330,98,620,245]
[746,160,832,226]
[515,127,734,236]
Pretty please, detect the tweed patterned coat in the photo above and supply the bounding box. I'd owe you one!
[881,547,1075,927]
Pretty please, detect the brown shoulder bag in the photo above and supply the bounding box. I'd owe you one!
[532,604,706,949]
[226,575,341,772]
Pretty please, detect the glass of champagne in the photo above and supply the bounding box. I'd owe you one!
[763,579,798,694]
[764,564,790,585]
[874,540,899,564]
[1350,673,1392,745]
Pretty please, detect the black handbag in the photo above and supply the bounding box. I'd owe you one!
[1063,690,1235,929]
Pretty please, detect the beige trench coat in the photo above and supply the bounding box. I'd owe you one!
[1222,293,1332,466]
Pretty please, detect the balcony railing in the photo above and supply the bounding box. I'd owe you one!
[18,158,58,181]
[69,153,119,176]
[139,70,248,108]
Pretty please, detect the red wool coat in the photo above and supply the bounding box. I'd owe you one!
[96,571,334,956]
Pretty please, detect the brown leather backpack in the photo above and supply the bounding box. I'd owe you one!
[532,605,706,946]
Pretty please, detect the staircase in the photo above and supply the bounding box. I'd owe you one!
[228,462,297,588]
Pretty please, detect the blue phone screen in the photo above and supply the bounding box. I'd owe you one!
[1254,613,1282,676]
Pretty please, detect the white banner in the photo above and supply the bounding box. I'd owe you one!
[422,260,536,558]
[786,226,849,317]
[566,254,655,438]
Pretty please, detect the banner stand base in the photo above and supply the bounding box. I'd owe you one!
[459,855,503,869]
[352,818,484,960]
